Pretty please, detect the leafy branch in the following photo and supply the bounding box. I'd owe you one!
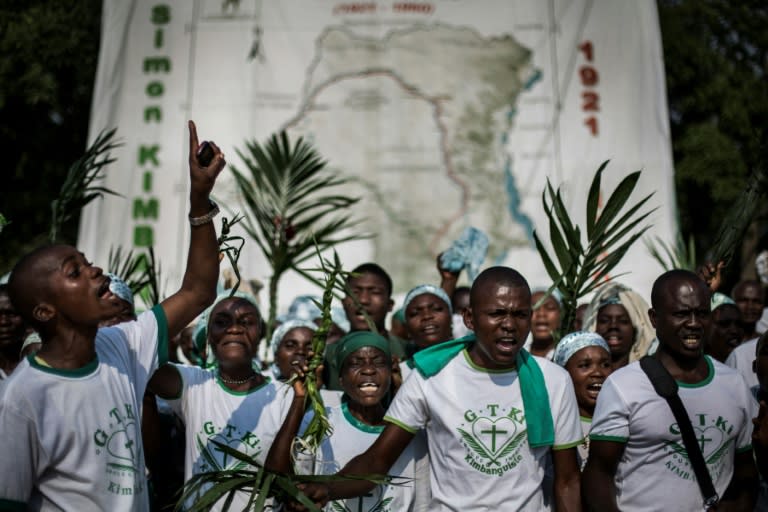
[707,157,768,266]
[230,131,370,341]
[645,233,697,272]
[533,161,655,338]
[179,439,402,511]
[107,246,153,295]
[50,128,121,242]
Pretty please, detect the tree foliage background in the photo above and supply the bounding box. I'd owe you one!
[1,0,767,287]
[658,0,768,288]
[0,0,102,275]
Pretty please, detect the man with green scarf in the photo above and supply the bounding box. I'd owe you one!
[292,266,583,511]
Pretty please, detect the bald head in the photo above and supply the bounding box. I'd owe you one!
[470,266,530,306]
[650,269,709,310]
[7,245,72,325]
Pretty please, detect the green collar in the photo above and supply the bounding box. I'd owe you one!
[341,400,385,434]
[28,353,99,378]
[677,356,715,388]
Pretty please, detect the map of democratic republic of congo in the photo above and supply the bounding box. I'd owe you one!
[82,0,677,304]
[280,24,539,285]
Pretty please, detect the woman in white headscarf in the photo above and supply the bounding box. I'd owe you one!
[582,282,655,370]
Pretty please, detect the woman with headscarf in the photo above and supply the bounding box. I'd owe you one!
[553,331,612,469]
[148,291,294,510]
[524,287,562,360]
[582,282,655,370]
[266,331,418,511]
[267,318,318,381]
[398,284,454,383]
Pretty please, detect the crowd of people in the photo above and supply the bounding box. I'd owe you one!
[1,122,768,511]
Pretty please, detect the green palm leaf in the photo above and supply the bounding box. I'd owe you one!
[371,496,394,512]
[197,436,225,471]
[330,501,352,512]
[50,128,122,242]
[664,440,690,460]
[495,430,527,460]
[533,161,654,338]
[457,428,493,462]
[705,438,734,465]
[230,131,371,340]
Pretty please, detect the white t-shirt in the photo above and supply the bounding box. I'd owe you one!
[725,337,759,392]
[296,401,417,512]
[590,357,755,511]
[168,364,294,511]
[384,349,582,511]
[0,306,166,511]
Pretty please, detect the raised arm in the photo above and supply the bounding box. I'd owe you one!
[437,252,460,299]
[160,121,225,338]
[581,440,625,512]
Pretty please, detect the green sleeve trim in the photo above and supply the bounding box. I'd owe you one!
[0,499,27,511]
[152,304,169,366]
[589,434,628,443]
[736,444,753,454]
[553,439,583,451]
[383,416,418,434]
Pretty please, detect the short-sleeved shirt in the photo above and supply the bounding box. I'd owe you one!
[590,357,755,511]
[296,401,417,512]
[725,337,759,392]
[384,349,582,511]
[167,365,294,511]
[0,306,167,511]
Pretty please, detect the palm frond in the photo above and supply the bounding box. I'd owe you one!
[178,450,404,512]
[107,246,153,295]
[230,131,371,340]
[138,247,164,308]
[533,161,655,338]
[708,157,768,266]
[50,128,122,242]
[645,233,698,271]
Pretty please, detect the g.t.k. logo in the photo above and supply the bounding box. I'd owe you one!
[93,403,144,497]
[458,404,527,476]
[194,420,263,473]
[663,413,735,482]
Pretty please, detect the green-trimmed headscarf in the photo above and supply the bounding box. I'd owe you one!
[335,331,391,371]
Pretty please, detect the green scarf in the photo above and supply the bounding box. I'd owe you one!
[412,334,554,448]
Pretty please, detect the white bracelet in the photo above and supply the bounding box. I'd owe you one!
[189,200,220,226]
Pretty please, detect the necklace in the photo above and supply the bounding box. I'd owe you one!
[218,371,258,385]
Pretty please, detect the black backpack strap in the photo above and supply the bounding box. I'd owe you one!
[639,356,719,509]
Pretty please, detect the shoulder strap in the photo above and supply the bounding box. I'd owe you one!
[639,356,719,509]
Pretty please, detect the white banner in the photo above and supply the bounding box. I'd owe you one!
[80,0,677,309]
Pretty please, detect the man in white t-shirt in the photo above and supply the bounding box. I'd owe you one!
[583,269,757,511]
[726,336,760,391]
[291,266,583,511]
[0,121,225,511]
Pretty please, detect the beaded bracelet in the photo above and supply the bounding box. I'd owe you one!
[189,200,220,226]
